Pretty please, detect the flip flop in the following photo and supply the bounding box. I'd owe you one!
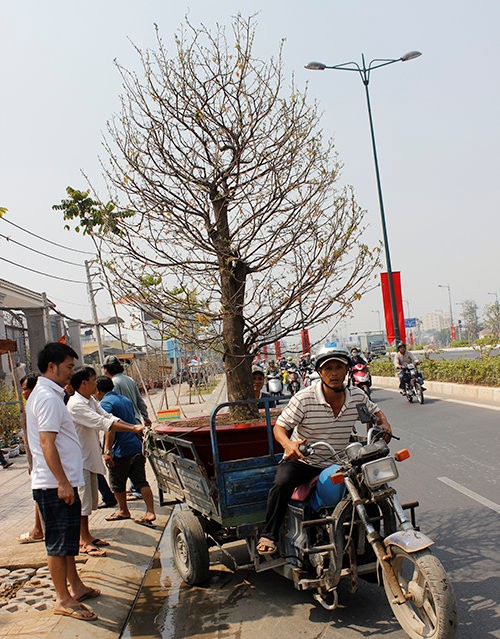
[256,537,277,555]
[18,531,44,544]
[134,516,156,527]
[75,587,101,602]
[90,538,110,547]
[105,512,131,521]
[80,544,107,557]
[54,603,97,621]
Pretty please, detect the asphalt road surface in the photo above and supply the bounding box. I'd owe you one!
[124,389,500,639]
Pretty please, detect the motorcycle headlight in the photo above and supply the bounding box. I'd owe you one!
[362,457,399,488]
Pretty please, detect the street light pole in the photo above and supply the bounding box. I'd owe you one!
[438,284,454,327]
[305,51,421,345]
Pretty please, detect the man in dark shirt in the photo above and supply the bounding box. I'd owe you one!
[95,376,156,526]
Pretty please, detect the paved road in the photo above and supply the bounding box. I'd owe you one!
[124,389,500,639]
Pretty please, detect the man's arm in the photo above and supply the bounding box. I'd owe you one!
[110,419,144,435]
[39,431,75,504]
[134,386,151,426]
[69,399,117,432]
[103,430,116,469]
[273,424,306,461]
[274,396,306,461]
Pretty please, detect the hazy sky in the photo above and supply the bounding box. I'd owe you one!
[1,1,498,346]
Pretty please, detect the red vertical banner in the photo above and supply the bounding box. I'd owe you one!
[274,341,282,359]
[263,344,268,359]
[300,329,311,355]
[380,272,406,345]
[409,331,414,346]
[450,326,456,341]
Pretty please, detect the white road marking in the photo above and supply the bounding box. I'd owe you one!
[437,477,500,514]
[379,387,500,411]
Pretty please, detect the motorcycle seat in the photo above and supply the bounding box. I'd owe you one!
[291,476,318,501]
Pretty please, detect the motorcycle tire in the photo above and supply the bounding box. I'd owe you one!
[407,390,413,403]
[361,384,371,399]
[415,382,425,405]
[170,510,209,586]
[383,547,457,639]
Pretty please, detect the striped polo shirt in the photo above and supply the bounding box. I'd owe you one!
[275,383,380,468]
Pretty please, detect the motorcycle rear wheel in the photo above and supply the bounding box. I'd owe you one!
[383,547,457,639]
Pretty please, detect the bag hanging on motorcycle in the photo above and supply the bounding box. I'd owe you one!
[308,464,346,511]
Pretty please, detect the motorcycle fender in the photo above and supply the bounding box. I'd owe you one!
[384,530,434,553]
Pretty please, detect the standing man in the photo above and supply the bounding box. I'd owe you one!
[67,366,145,556]
[102,356,151,427]
[26,342,98,621]
[95,375,156,526]
[102,356,151,499]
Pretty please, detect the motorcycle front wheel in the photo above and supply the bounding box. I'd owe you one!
[415,382,425,404]
[383,547,457,639]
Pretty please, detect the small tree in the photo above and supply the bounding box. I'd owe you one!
[55,16,379,418]
[483,301,500,340]
[462,300,480,343]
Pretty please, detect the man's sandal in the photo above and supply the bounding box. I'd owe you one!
[256,537,276,555]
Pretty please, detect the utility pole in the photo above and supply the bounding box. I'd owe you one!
[85,260,104,366]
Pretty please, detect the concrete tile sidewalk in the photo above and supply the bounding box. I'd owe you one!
[0,376,227,638]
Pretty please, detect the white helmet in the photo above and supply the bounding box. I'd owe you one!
[314,346,351,371]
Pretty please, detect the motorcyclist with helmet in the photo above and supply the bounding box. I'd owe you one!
[256,346,392,555]
[394,342,425,393]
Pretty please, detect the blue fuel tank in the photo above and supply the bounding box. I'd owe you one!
[308,463,345,511]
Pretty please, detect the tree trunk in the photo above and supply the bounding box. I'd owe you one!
[220,259,258,421]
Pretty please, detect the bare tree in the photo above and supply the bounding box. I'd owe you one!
[57,16,380,416]
[483,301,500,340]
[462,299,480,342]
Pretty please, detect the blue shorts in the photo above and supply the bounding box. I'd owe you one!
[109,453,149,493]
[33,488,81,556]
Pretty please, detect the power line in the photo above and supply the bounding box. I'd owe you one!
[0,216,95,255]
[0,255,87,284]
[0,232,85,267]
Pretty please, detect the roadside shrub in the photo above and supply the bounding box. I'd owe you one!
[0,382,21,447]
[370,356,500,387]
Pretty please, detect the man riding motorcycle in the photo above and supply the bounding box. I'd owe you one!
[394,342,426,393]
[256,347,392,555]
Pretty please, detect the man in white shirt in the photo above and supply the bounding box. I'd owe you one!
[67,366,144,556]
[27,342,98,622]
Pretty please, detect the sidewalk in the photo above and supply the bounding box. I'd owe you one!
[0,376,227,638]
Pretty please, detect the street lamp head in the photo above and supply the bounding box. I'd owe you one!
[305,61,327,71]
[400,51,422,62]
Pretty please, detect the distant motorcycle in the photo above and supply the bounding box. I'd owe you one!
[267,372,284,396]
[401,363,425,404]
[286,370,301,395]
[350,361,372,398]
